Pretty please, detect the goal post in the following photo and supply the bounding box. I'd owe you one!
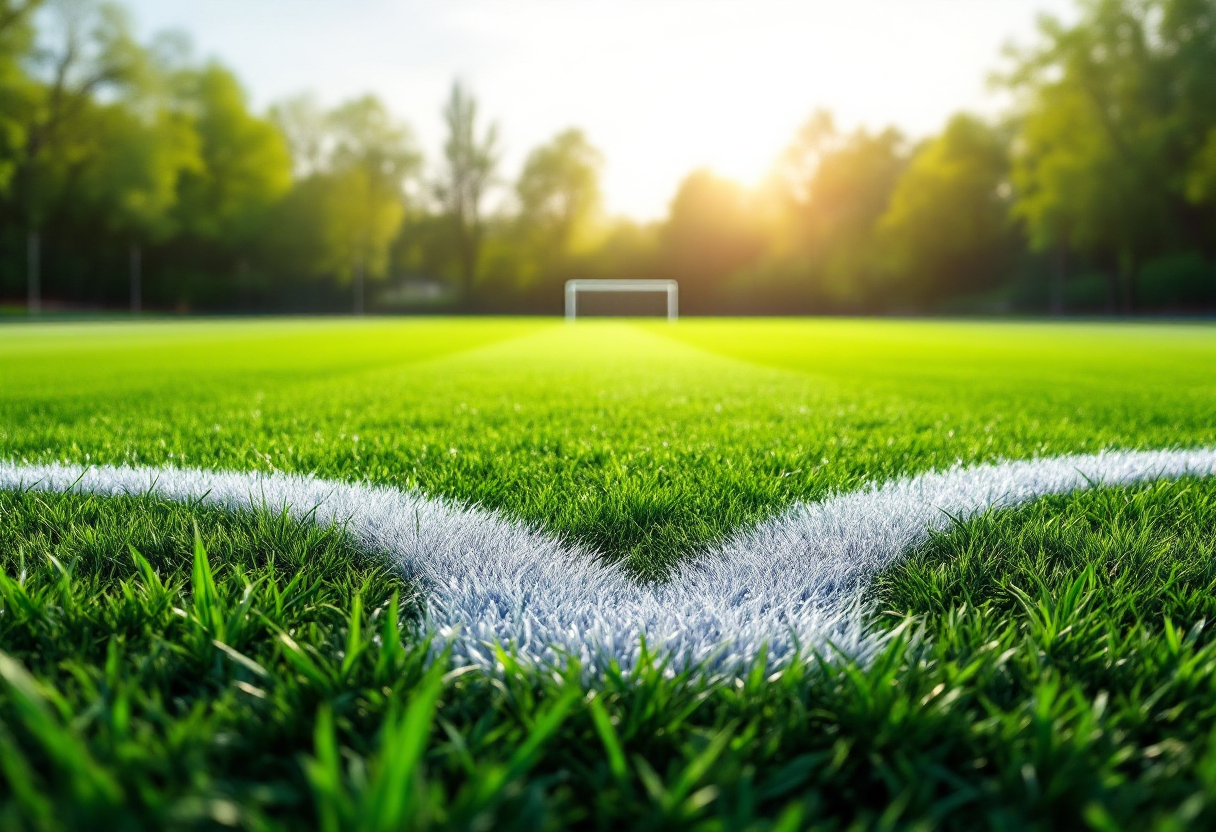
[564,279,678,321]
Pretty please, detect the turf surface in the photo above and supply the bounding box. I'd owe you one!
[4,319,1215,575]
[2,317,1216,830]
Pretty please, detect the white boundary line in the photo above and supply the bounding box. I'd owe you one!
[3,448,1215,672]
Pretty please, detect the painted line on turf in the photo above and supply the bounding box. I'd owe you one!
[2,448,1215,672]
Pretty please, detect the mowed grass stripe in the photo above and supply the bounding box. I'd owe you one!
[0,318,547,402]
[658,319,1216,393]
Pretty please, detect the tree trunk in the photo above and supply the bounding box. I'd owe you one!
[450,206,479,311]
[462,249,475,309]
[457,222,477,311]
[130,244,141,315]
[1051,240,1067,316]
[1119,253,1135,316]
[237,259,251,312]
[353,256,365,316]
[27,229,40,316]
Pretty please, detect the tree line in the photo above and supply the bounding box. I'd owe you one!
[2,0,1215,316]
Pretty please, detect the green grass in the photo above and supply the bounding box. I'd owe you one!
[2,317,1216,830]
[4,318,1215,575]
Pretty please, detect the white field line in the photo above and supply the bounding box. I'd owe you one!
[2,449,1215,673]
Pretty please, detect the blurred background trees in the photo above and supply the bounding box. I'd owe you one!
[267,94,418,312]
[434,81,498,309]
[2,0,1215,316]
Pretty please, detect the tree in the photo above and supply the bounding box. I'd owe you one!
[6,0,143,312]
[74,101,200,310]
[0,0,42,197]
[1005,0,1216,311]
[1189,128,1216,208]
[516,128,603,260]
[660,169,765,311]
[875,114,1013,307]
[0,0,38,37]
[172,63,291,246]
[777,117,908,307]
[265,94,417,312]
[1160,0,1216,250]
[269,93,328,178]
[773,109,840,205]
[64,31,204,312]
[435,81,499,306]
[327,95,419,311]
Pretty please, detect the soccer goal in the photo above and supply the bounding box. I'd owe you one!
[564,279,678,321]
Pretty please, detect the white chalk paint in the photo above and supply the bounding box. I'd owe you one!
[3,448,1215,672]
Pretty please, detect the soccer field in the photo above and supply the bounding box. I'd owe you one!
[3,318,1216,829]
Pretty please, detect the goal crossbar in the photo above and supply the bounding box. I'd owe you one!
[564,279,678,321]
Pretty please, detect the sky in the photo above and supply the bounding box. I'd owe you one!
[122,0,1077,220]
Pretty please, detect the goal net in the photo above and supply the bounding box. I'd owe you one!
[564,279,678,321]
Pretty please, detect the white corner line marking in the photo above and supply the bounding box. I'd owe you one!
[2,448,1215,672]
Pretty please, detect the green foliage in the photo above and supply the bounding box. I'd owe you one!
[435,81,499,302]
[272,166,406,286]
[5,0,1216,313]
[478,127,611,302]
[1187,127,1216,206]
[770,114,910,308]
[5,0,146,228]
[0,1,297,311]
[75,101,201,241]
[516,128,604,259]
[172,64,292,245]
[661,169,767,310]
[317,95,419,283]
[0,0,41,196]
[875,115,1013,306]
[1135,252,1216,309]
[1004,0,1216,310]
